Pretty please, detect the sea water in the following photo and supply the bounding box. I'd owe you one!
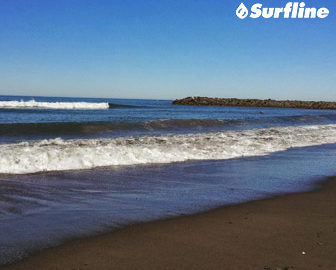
[0,95,336,264]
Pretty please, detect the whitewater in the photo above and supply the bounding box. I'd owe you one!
[1,124,336,174]
[0,100,109,110]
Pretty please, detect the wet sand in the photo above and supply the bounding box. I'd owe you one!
[2,177,336,270]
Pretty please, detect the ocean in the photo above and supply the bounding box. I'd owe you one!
[0,95,336,264]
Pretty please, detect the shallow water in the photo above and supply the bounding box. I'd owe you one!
[0,143,335,264]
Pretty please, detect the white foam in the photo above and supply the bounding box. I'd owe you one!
[0,100,109,110]
[1,124,336,174]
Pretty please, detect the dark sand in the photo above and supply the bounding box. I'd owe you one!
[2,178,336,270]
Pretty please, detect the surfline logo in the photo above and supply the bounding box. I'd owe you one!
[236,2,329,19]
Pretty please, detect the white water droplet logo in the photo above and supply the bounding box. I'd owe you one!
[236,3,248,19]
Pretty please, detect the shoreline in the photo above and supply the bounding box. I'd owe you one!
[2,177,335,270]
[173,96,336,110]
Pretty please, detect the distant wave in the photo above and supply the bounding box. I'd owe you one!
[0,100,148,110]
[1,124,336,174]
[0,100,110,110]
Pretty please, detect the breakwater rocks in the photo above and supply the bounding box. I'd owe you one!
[172,97,336,110]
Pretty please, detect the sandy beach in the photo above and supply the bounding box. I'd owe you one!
[2,177,335,270]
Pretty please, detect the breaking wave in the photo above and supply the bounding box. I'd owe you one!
[1,124,336,174]
[0,100,110,110]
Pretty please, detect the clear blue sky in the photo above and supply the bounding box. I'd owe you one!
[0,0,335,100]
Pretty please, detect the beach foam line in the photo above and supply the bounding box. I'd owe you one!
[1,124,336,174]
[0,100,109,110]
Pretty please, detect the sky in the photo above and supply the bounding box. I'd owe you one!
[0,0,335,100]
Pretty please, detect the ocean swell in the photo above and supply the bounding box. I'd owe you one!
[1,124,336,174]
[0,119,229,137]
[2,114,336,138]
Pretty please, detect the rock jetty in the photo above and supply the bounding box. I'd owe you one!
[172,96,336,110]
